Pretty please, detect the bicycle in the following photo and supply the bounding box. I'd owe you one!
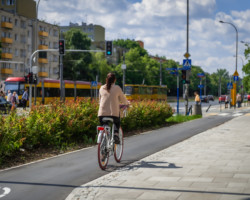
[96,105,128,170]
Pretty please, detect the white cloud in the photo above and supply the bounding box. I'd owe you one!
[38,0,249,77]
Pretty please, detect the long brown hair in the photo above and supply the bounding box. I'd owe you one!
[106,73,116,92]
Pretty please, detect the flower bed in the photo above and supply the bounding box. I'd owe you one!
[0,99,173,164]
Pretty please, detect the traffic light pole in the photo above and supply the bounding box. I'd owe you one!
[185,0,189,116]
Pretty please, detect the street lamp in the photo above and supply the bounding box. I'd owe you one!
[219,20,238,72]
[219,20,239,108]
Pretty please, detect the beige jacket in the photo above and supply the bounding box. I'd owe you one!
[98,84,129,117]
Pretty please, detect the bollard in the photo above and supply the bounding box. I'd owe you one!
[194,104,202,116]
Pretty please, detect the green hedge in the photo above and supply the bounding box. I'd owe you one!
[0,99,173,164]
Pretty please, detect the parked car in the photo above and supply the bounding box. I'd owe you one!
[0,97,11,114]
[201,95,209,103]
[219,95,226,103]
[207,95,214,101]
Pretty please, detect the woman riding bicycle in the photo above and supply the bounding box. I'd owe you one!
[98,73,129,144]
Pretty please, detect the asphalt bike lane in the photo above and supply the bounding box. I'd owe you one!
[0,108,248,200]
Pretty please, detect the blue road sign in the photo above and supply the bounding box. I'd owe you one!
[91,81,97,87]
[227,82,233,89]
[197,73,205,77]
[183,59,191,70]
[170,71,178,75]
[234,76,239,81]
[166,68,178,71]
[198,85,204,88]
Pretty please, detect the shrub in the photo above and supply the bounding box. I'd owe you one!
[0,99,173,163]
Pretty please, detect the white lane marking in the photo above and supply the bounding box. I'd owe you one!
[232,113,243,117]
[218,113,230,116]
[0,187,11,198]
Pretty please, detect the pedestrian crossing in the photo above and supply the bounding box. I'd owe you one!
[216,112,244,117]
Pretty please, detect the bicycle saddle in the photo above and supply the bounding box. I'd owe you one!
[102,117,114,122]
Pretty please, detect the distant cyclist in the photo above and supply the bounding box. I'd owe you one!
[98,73,129,144]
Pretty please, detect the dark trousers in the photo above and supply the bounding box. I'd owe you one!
[99,116,120,133]
[22,99,27,109]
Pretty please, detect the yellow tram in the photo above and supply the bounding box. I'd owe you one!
[4,77,101,105]
[124,84,168,101]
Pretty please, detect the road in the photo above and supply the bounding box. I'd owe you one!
[0,106,248,200]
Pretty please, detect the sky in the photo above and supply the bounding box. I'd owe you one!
[38,0,250,78]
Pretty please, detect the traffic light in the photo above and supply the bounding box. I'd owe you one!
[24,75,28,83]
[28,72,33,84]
[106,41,112,56]
[59,39,65,55]
[181,70,186,84]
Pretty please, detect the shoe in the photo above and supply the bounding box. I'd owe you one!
[114,133,120,144]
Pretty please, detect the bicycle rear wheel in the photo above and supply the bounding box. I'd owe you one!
[97,132,109,170]
[114,127,124,163]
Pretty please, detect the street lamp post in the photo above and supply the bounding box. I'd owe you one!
[219,20,238,107]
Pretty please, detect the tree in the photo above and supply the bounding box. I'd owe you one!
[210,69,229,96]
[63,28,92,81]
[89,52,113,84]
[243,44,250,93]
[113,39,148,57]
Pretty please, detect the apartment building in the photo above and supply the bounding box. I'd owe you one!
[60,22,105,43]
[0,0,59,81]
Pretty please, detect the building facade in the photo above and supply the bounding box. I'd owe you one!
[60,22,105,43]
[0,0,59,81]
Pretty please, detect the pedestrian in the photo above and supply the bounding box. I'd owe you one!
[11,91,17,111]
[0,90,5,98]
[194,91,200,105]
[236,93,241,108]
[225,95,229,108]
[22,88,28,110]
[7,90,12,102]
[14,91,19,105]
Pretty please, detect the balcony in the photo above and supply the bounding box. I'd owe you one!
[38,45,48,50]
[38,58,48,64]
[1,53,13,59]
[1,68,13,74]
[1,22,13,29]
[39,31,48,37]
[1,37,13,44]
[38,72,48,77]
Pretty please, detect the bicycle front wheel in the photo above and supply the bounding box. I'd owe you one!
[98,131,109,170]
[114,127,124,163]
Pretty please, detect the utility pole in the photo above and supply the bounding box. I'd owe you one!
[160,60,162,86]
[185,0,189,115]
[59,32,64,101]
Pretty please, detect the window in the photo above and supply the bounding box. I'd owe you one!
[53,42,58,49]
[20,20,26,29]
[20,35,26,43]
[65,88,74,97]
[20,49,26,58]
[1,15,6,22]
[15,19,18,26]
[53,55,58,62]
[20,64,24,72]
[14,34,18,41]
[15,49,18,56]
[53,67,58,74]
[27,30,30,37]
[27,45,31,53]
[53,30,58,37]
[2,0,5,5]
[15,64,18,71]
[6,0,15,5]
[77,89,91,97]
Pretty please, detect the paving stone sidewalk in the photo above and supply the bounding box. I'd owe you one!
[66,113,250,200]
